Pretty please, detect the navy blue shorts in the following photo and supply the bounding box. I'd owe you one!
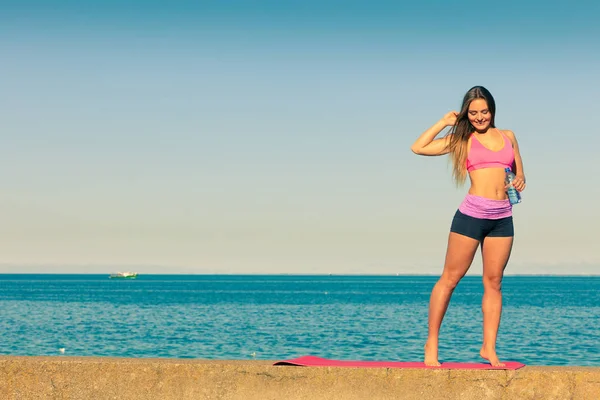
[450,210,514,242]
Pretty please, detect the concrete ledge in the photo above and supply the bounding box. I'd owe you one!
[1,356,599,400]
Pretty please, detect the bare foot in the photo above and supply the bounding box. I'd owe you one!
[424,342,441,367]
[480,347,505,367]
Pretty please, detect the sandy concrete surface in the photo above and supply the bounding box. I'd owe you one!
[1,356,599,399]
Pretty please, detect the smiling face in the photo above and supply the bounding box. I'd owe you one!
[467,98,492,132]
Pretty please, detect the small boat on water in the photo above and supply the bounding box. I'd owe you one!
[109,272,138,279]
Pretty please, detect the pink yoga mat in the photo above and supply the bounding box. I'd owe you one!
[274,355,525,370]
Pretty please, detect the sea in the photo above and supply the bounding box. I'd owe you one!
[0,274,598,366]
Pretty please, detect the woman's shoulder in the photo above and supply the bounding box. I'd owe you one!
[497,128,517,141]
[497,128,515,135]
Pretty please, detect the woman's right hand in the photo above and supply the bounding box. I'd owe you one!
[442,111,458,127]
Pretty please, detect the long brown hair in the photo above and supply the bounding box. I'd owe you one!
[445,86,496,186]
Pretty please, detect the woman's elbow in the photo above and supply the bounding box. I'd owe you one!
[410,146,423,155]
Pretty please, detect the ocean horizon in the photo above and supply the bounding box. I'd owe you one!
[1,274,598,367]
[1,272,599,276]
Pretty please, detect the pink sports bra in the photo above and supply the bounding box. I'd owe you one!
[466,130,515,172]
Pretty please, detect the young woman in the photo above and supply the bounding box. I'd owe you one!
[410,86,526,367]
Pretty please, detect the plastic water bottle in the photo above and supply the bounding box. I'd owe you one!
[505,168,521,205]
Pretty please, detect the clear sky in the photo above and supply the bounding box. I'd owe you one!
[1,0,599,275]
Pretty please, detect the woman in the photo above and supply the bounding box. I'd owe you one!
[410,86,526,367]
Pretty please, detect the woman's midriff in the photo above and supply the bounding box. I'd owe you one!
[467,168,509,200]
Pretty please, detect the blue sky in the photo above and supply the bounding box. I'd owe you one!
[1,1,599,274]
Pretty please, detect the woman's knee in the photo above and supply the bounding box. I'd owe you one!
[440,273,463,290]
[482,274,503,291]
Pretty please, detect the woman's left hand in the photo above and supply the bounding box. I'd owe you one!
[512,175,527,192]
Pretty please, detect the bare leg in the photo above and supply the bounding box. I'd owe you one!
[479,236,513,367]
[424,232,479,366]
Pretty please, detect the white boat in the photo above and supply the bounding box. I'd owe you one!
[109,272,138,279]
